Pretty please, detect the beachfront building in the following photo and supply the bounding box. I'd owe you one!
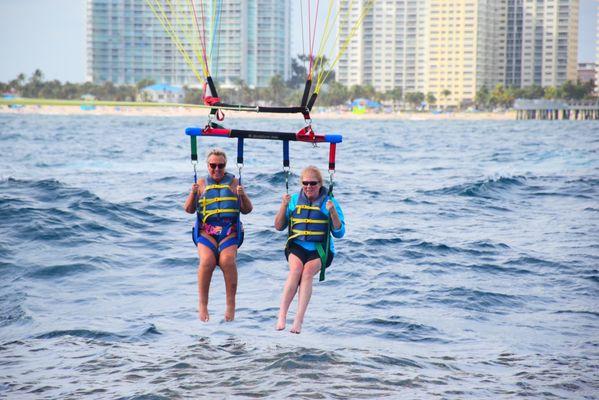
[505,0,524,87]
[139,84,185,103]
[596,3,599,95]
[577,63,596,83]
[336,0,428,95]
[215,0,291,88]
[425,0,507,108]
[516,0,579,88]
[86,0,290,88]
[336,0,579,108]
[336,0,506,108]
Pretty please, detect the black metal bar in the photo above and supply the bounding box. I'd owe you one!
[206,76,218,98]
[301,79,312,108]
[257,106,307,113]
[229,129,298,141]
[307,93,318,110]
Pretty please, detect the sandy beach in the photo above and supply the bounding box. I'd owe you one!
[0,104,516,120]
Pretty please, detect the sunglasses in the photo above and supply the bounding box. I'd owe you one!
[302,181,320,186]
[209,163,226,170]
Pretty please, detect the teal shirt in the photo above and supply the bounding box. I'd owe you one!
[285,193,346,253]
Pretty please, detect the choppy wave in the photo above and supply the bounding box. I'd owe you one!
[0,115,597,398]
[0,177,175,245]
[424,176,526,199]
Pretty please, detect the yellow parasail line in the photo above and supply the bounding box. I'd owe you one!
[315,0,376,94]
[0,97,261,112]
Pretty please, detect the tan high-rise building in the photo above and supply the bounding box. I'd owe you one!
[425,0,506,108]
[337,0,580,108]
[337,0,507,107]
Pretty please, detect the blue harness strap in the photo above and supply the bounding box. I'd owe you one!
[192,219,244,264]
[194,234,218,259]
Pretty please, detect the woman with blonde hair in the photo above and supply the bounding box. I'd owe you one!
[184,148,253,322]
[274,165,345,333]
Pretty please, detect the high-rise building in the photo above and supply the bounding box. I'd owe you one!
[336,0,428,95]
[596,2,599,95]
[86,0,290,87]
[577,63,596,83]
[506,0,524,87]
[337,0,507,107]
[336,0,579,107]
[425,0,506,107]
[519,0,579,87]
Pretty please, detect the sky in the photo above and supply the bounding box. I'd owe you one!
[0,0,597,83]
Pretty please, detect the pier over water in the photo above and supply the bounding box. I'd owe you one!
[514,99,599,120]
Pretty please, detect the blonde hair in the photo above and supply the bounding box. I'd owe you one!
[205,148,227,164]
[300,165,323,185]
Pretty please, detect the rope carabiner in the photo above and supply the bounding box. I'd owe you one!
[206,113,214,128]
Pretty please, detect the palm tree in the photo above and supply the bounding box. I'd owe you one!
[441,89,451,109]
[426,92,437,110]
[386,87,403,111]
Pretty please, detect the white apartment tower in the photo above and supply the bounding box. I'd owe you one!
[87,0,290,87]
[336,0,428,94]
[519,0,579,87]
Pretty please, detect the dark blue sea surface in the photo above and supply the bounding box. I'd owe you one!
[0,114,597,399]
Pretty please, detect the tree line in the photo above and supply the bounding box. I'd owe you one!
[1,66,595,111]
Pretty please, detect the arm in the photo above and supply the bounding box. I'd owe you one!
[183,180,203,214]
[326,198,345,238]
[274,194,291,231]
[233,179,253,214]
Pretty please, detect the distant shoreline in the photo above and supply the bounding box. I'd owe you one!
[0,104,517,121]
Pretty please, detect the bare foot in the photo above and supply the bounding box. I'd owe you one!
[224,306,235,322]
[198,305,209,322]
[276,316,286,331]
[290,323,301,334]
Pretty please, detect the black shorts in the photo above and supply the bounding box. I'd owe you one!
[285,242,334,268]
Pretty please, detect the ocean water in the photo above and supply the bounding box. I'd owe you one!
[0,113,597,399]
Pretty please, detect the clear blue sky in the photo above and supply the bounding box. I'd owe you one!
[0,0,596,83]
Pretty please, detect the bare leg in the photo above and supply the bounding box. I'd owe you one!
[276,255,303,330]
[218,237,238,322]
[197,234,217,322]
[290,259,321,334]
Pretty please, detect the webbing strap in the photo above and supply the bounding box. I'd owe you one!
[319,191,334,281]
[295,205,321,213]
[237,137,244,165]
[289,229,325,237]
[190,136,198,162]
[290,217,328,225]
[286,229,325,249]
[205,184,231,190]
[329,143,336,171]
[201,208,240,223]
[316,243,327,281]
[236,137,244,245]
[199,196,238,207]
